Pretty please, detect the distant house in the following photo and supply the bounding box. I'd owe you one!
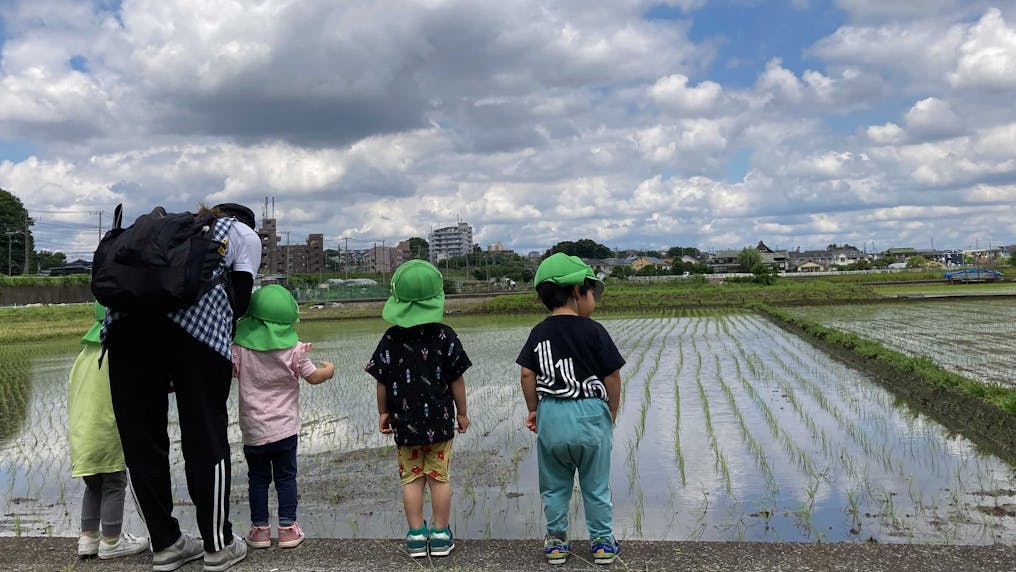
[796,261,825,273]
[676,254,702,265]
[708,242,789,273]
[707,250,742,274]
[885,247,918,261]
[788,246,866,271]
[582,257,635,279]
[756,241,790,271]
[631,256,671,272]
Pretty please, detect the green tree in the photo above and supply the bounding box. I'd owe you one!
[0,188,35,275]
[736,247,762,273]
[32,250,67,271]
[610,265,634,279]
[752,263,778,285]
[667,246,702,259]
[407,237,429,260]
[905,255,928,269]
[545,239,612,259]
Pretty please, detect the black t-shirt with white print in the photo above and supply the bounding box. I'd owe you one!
[516,315,625,402]
[365,323,472,446]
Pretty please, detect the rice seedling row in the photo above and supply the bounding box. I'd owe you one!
[2,313,1016,543]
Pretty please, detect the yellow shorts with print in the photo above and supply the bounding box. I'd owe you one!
[397,439,453,485]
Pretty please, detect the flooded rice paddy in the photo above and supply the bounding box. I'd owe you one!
[2,310,1015,543]
[789,299,1016,387]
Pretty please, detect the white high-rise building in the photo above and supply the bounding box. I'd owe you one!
[428,222,473,262]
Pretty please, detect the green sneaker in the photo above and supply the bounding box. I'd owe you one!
[591,536,620,565]
[429,526,454,557]
[544,534,569,565]
[406,523,429,558]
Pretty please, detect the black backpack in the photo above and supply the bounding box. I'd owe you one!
[91,204,229,314]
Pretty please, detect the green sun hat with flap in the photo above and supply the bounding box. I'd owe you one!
[233,284,300,351]
[534,253,605,299]
[382,259,445,328]
[82,302,106,344]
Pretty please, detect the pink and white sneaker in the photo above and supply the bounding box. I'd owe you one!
[245,525,271,549]
[277,523,304,549]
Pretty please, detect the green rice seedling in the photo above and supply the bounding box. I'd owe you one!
[673,333,687,488]
[715,356,776,490]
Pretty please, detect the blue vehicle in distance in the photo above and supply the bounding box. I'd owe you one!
[944,268,1003,282]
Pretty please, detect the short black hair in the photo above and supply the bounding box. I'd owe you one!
[536,278,597,311]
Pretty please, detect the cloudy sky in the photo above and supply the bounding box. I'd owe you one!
[1,0,1015,259]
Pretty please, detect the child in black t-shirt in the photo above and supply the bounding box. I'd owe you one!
[365,260,471,559]
[516,253,625,566]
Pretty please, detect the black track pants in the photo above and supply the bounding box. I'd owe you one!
[107,316,234,553]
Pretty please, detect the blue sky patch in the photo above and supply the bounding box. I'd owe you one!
[69,55,90,73]
[0,140,35,163]
[645,1,844,87]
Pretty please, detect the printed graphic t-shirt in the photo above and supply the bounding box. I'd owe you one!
[516,315,625,402]
[365,323,472,446]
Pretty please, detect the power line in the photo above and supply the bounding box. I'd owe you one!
[28,209,96,214]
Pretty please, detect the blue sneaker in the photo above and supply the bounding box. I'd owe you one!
[544,534,569,565]
[591,536,619,565]
[429,526,454,556]
[406,523,428,558]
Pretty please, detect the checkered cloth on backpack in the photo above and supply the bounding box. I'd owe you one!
[102,216,236,360]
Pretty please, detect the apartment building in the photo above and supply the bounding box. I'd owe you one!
[256,218,323,274]
[428,222,473,262]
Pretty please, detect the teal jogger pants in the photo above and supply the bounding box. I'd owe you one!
[536,397,614,540]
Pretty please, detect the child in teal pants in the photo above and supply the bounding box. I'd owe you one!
[516,254,624,566]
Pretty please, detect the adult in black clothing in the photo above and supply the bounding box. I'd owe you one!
[104,203,261,572]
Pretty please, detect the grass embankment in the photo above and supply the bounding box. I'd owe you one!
[0,303,93,345]
[0,275,90,287]
[487,279,883,314]
[873,282,1016,297]
[757,304,1016,458]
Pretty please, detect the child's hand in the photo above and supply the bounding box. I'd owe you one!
[525,411,537,433]
[456,413,470,433]
[379,413,393,434]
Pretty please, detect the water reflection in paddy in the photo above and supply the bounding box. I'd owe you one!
[1,313,1014,543]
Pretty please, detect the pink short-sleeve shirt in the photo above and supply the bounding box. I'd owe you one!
[231,342,318,446]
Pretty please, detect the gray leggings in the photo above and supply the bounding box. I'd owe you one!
[81,471,127,537]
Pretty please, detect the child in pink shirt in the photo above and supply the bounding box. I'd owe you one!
[231,285,334,549]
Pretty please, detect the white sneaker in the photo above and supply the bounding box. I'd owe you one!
[153,532,204,572]
[98,532,150,560]
[203,533,248,572]
[78,533,100,557]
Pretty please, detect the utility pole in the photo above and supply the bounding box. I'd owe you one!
[89,210,104,242]
[341,236,350,279]
[23,213,31,275]
[285,231,291,274]
[5,230,17,275]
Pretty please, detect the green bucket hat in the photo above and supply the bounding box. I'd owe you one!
[233,285,300,351]
[82,302,106,344]
[534,253,604,299]
[382,260,445,328]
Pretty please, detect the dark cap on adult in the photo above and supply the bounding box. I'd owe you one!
[214,203,256,230]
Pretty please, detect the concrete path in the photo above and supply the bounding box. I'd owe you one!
[4,537,1016,571]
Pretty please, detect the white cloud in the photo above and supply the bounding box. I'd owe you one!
[904,97,962,139]
[1,0,1016,256]
[950,8,1016,90]
[650,74,723,114]
[867,122,904,145]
